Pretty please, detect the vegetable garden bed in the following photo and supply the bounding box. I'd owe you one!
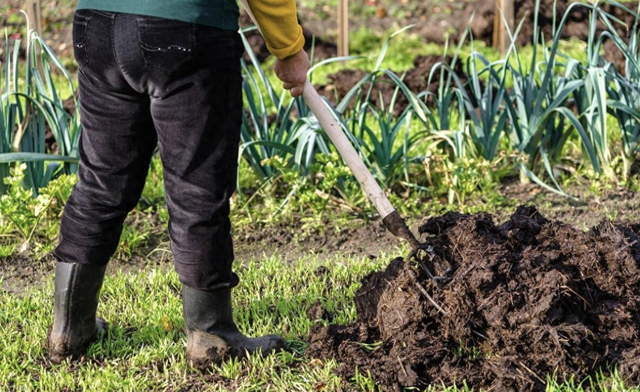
[3,0,640,390]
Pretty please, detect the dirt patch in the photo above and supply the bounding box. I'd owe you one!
[233,215,400,263]
[0,253,57,294]
[2,184,640,295]
[0,211,402,295]
[315,54,470,115]
[306,205,640,391]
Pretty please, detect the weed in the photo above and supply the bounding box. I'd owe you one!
[356,340,384,352]
[0,164,73,252]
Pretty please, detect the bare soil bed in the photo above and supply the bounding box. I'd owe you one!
[2,183,640,293]
[306,205,640,391]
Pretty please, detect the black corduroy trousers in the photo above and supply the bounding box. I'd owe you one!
[54,10,243,290]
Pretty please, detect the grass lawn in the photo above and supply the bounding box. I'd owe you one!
[1,252,393,391]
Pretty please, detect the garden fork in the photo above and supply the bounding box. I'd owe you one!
[238,0,437,272]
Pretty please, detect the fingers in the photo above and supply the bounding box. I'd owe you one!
[274,50,310,97]
[282,82,304,97]
[290,84,304,98]
[279,74,306,87]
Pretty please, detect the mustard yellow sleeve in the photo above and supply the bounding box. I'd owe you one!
[245,0,305,59]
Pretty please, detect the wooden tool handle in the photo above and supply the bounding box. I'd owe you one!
[301,80,396,219]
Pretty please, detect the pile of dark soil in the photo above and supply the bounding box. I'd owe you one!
[306,206,640,391]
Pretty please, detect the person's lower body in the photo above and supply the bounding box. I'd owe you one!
[47,9,284,366]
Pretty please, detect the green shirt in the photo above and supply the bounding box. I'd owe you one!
[76,0,240,30]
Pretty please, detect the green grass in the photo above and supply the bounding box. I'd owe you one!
[1,250,638,391]
[0,252,394,391]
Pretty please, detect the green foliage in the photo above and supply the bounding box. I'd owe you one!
[422,148,511,205]
[601,4,640,181]
[0,21,81,195]
[239,26,335,182]
[236,152,365,223]
[117,219,152,260]
[463,51,510,162]
[0,242,15,257]
[336,68,429,189]
[0,252,394,391]
[237,0,640,213]
[453,339,488,364]
[0,163,75,253]
[138,157,165,210]
[545,368,638,392]
[5,0,640,243]
[351,368,382,391]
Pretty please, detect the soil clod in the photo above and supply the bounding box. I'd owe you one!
[306,206,640,391]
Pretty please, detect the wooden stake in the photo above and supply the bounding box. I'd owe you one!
[338,0,349,57]
[493,0,514,54]
[24,0,45,77]
[26,0,43,37]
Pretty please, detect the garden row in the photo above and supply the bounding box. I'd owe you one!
[2,0,640,207]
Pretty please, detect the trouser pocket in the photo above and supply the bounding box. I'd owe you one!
[137,16,194,75]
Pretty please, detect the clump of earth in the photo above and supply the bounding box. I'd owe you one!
[306,206,640,391]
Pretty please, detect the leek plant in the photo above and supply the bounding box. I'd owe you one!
[350,95,424,187]
[463,48,509,163]
[417,54,467,168]
[602,2,640,180]
[500,0,598,195]
[415,40,471,203]
[238,27,299,180]
[0,32,16,194]
[566,0,640,181]
[416,33,468,135]
[239,26,340,182]
[328,29,431,187]
[0,23,80,196]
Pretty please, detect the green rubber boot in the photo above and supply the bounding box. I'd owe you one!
[47,262,107,363]
[182,286,285,368]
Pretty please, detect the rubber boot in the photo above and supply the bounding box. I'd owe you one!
[47,262,108,363]
[182,286,285,368]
